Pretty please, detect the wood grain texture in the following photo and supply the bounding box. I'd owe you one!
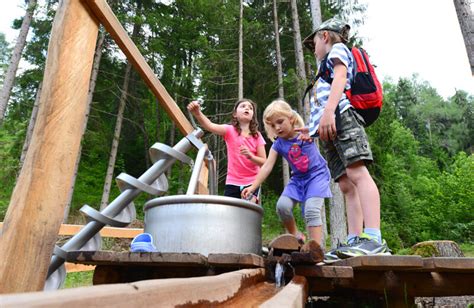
[0,0,99,293]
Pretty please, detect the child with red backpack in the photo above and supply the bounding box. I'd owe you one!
[298,18,390,262]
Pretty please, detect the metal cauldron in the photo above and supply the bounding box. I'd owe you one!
[144,195,263,256]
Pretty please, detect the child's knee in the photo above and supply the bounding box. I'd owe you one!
[304,198,323,227]
[276,196,294,221]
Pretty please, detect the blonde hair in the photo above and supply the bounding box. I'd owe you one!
[263,99,305,141]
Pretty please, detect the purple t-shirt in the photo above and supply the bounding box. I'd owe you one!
[272,136,332,201]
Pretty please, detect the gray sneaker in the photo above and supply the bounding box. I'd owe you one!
[336,233,391,259]
[323,238,357,264]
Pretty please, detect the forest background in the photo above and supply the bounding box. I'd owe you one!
[0,0,472,254]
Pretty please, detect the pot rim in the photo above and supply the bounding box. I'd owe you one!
[144,195,264,215]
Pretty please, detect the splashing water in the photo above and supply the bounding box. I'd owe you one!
[275,263,285,288]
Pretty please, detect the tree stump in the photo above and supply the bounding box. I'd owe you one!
[411,240,464,257]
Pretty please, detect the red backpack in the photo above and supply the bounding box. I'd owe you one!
[304,47,383,126]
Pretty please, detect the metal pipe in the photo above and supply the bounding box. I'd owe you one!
[186,144,208,195]
[207,151,217,195]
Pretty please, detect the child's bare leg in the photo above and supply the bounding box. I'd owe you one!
[282,219,298,235]
[346,161,380,229]
[338,174,363,235]
[304,197,324,246]
[307,226,322,245]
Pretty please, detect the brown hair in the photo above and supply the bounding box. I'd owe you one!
[231,98,260,138]
[317,28,349,44]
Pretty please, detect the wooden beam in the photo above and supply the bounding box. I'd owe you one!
[83,0,194,135]
[295,265,353,278]
[260,276,308,308]
[331,255,424,270]
[0,269,266,307]
[0,222,143,238]
[0,0,99,293]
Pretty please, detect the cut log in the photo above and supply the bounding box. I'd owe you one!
[412,240,464,257]
[269,234,301,252]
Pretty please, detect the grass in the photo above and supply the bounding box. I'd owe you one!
[63,271,93,289]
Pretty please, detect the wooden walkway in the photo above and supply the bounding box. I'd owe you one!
[1,252,473,307]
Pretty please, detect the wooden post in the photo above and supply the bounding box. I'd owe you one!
[0,0,99,293]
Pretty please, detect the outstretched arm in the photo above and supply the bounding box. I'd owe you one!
[187,101,227,136]
[241,148,278,198]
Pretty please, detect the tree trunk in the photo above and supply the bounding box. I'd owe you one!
[453,0,474,75]
[100,62,132,210]
[238,0,244,99]
[64,30,106,221]
[412,240,464,257]
[309,0,322,30]
[19,81,42,170]
[0,0,37,122]
[273,0,290,186]
[329,180,347,248]
[289,0,307,120]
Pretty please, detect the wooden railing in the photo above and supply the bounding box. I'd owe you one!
[0,222,143,273]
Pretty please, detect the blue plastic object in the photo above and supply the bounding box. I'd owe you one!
[130,233,157,252]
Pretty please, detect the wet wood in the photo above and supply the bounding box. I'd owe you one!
[260,276,308,308]
[332,255,423,270]
[269,234,301,252]
[208,253,264,268]
[217,282,278,307]
[0,269,266,307]
[290,240,324,264]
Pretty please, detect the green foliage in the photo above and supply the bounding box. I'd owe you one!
[62,271,93,289]
[0,0,472,256]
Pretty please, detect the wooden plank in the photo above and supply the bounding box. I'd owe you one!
[421,257,474,272]
[208,253,264,268]
[0,222,143,238]
[0,0,99,293]
[307,271,474,297]
[66,251,208,267]
[260,276,308,308]
[332,255,423,270]
[294,265,353,278]
[0,269,266,307]
[59,224,143,238]
[83,0,193,135]
[197,163,209,194]
[65,263,95,273]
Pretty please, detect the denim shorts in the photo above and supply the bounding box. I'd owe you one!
[321,108,373,181]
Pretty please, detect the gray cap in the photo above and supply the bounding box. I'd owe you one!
[303,18,351,50]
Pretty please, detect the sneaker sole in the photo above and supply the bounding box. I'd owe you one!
[337,250,391,259]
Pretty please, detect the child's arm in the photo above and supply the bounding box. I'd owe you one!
[240,144,267,166]
[241,148,278,198]
[318,60,347,141]
[187,101,227,136]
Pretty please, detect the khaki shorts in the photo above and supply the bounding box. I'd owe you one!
[321,108,373,181]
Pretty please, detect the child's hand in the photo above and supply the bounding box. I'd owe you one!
[241,187,254,199]
[187,101,202,116]
[295,127,313,142]
[239,145,253,159]
[318,110,337,141]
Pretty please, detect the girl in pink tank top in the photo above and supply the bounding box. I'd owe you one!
[187,99,266,203]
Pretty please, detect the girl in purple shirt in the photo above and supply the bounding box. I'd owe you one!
[242,99,331,245]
